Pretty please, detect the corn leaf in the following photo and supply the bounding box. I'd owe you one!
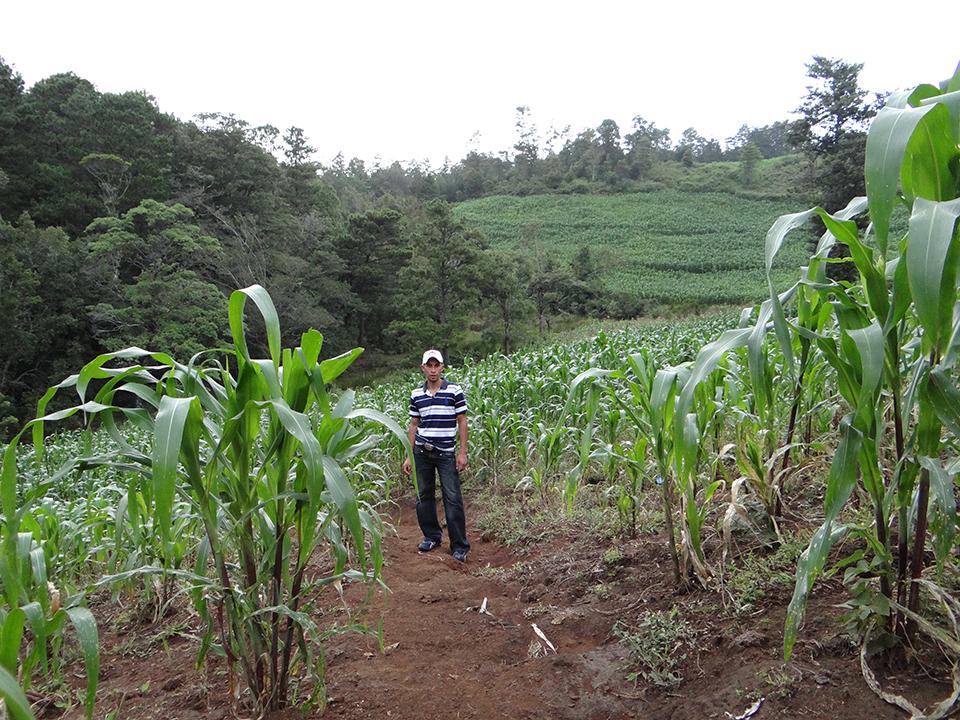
[676,328,751,424]
[320,348,364,384]
[928,365,960,436]
[153,396,197,544]
[919,456,958,575]
[0,664,35,720]
[901,103,958,202]
[848,322,884,424]
[320,456,366,570]
[921,89,960,135]
[229,285,281,366]
[20,602,46,673]
[63,606,99,720]
[865,103,940,256]
[0,608,25,673]
[765,209,817,374]
[785,418,862,660]
[907,197,960,354]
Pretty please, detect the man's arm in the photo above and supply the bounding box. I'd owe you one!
[456,413,468,471]
[408,417,419,448]
[402,417,419,476]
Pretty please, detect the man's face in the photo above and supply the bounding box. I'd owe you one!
[421,358,443,382]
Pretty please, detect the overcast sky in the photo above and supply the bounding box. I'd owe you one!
[2,1,958,168]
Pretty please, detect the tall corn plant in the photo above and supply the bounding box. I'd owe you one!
[670,328,751,585]
[770,66,960,711]
[4,285,409,713]
[591,351,686,584]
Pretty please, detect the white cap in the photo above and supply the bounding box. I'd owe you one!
[421,349,444,364]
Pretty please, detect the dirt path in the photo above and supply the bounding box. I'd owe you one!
[323,499,605,720]
[321,499,933,720]
[61,498,949,720]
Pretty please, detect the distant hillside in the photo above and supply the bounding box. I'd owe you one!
[455,190,812,305]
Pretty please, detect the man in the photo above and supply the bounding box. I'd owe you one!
[402,349,470,562]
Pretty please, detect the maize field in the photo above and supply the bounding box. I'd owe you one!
[2,64,960,718]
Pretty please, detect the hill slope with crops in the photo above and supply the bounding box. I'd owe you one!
[454,190,812,305]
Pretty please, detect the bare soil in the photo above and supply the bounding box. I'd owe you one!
[54,498,954,720]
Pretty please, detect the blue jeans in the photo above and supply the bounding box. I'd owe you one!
[413,446,469,553]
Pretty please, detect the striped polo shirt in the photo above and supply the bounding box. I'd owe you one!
[409,379,467,452]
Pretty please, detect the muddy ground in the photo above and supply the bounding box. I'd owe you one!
[54,497,953,720]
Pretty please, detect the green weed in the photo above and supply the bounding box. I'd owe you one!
[613,607,699,688]
[727,534,808,612]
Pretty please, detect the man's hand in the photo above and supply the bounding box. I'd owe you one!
[402,458,412,476]
[456,452,468,472]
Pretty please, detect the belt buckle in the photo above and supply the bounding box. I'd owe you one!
[424,442,435,452]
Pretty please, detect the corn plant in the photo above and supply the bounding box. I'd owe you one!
[607,432,648,537]
[563,380,601,512]
[596,351,686,584]
[474,400,511,486]
[669,329,751,585]
[762,65,960,711]
[2,434,101,718]
[4,285,410,714]
[598,405,627,486]
[0,665,35,720]
[524,422,569,503]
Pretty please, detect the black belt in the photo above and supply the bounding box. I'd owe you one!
[417,442,453,454]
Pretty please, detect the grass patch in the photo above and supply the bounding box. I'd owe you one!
[602,547,625,567]
[758,663,804,699]
[474,485,620,547]
[613,607,699,688]
[591,582,613,601]
[475,497,538,546]
[726,532,809,612]
[115,619,195,658]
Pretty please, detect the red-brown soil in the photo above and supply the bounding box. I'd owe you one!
[54,499,953,720]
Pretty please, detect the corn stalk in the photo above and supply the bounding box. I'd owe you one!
[4,285,410,714]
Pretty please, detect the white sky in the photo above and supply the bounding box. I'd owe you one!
[2,1,958,169]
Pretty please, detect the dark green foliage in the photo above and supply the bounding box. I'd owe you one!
[0,68,175,234]
[339,207,408,346]
[83,200,226,358]
[793,57,874,154]
[100,267,227,357]
[790,56,878,212]
[739,143,763,187]
[0,215,100,428]
[86,199,221,282]
[388,200,488,360]
[171,113,282,219]
[80,153,131,216]
[476,249,533,354]
[0,58,24,186]
[513,106,539,180]
[728,121,794,160]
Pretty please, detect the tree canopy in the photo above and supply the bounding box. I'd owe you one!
[0,51,859,431]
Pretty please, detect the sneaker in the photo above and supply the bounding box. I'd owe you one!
[417,538,441,552]
[452,549,468,563]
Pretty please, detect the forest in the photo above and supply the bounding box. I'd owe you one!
[0,55,874,432]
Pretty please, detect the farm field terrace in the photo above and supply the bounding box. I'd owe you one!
[454,190,812,304]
